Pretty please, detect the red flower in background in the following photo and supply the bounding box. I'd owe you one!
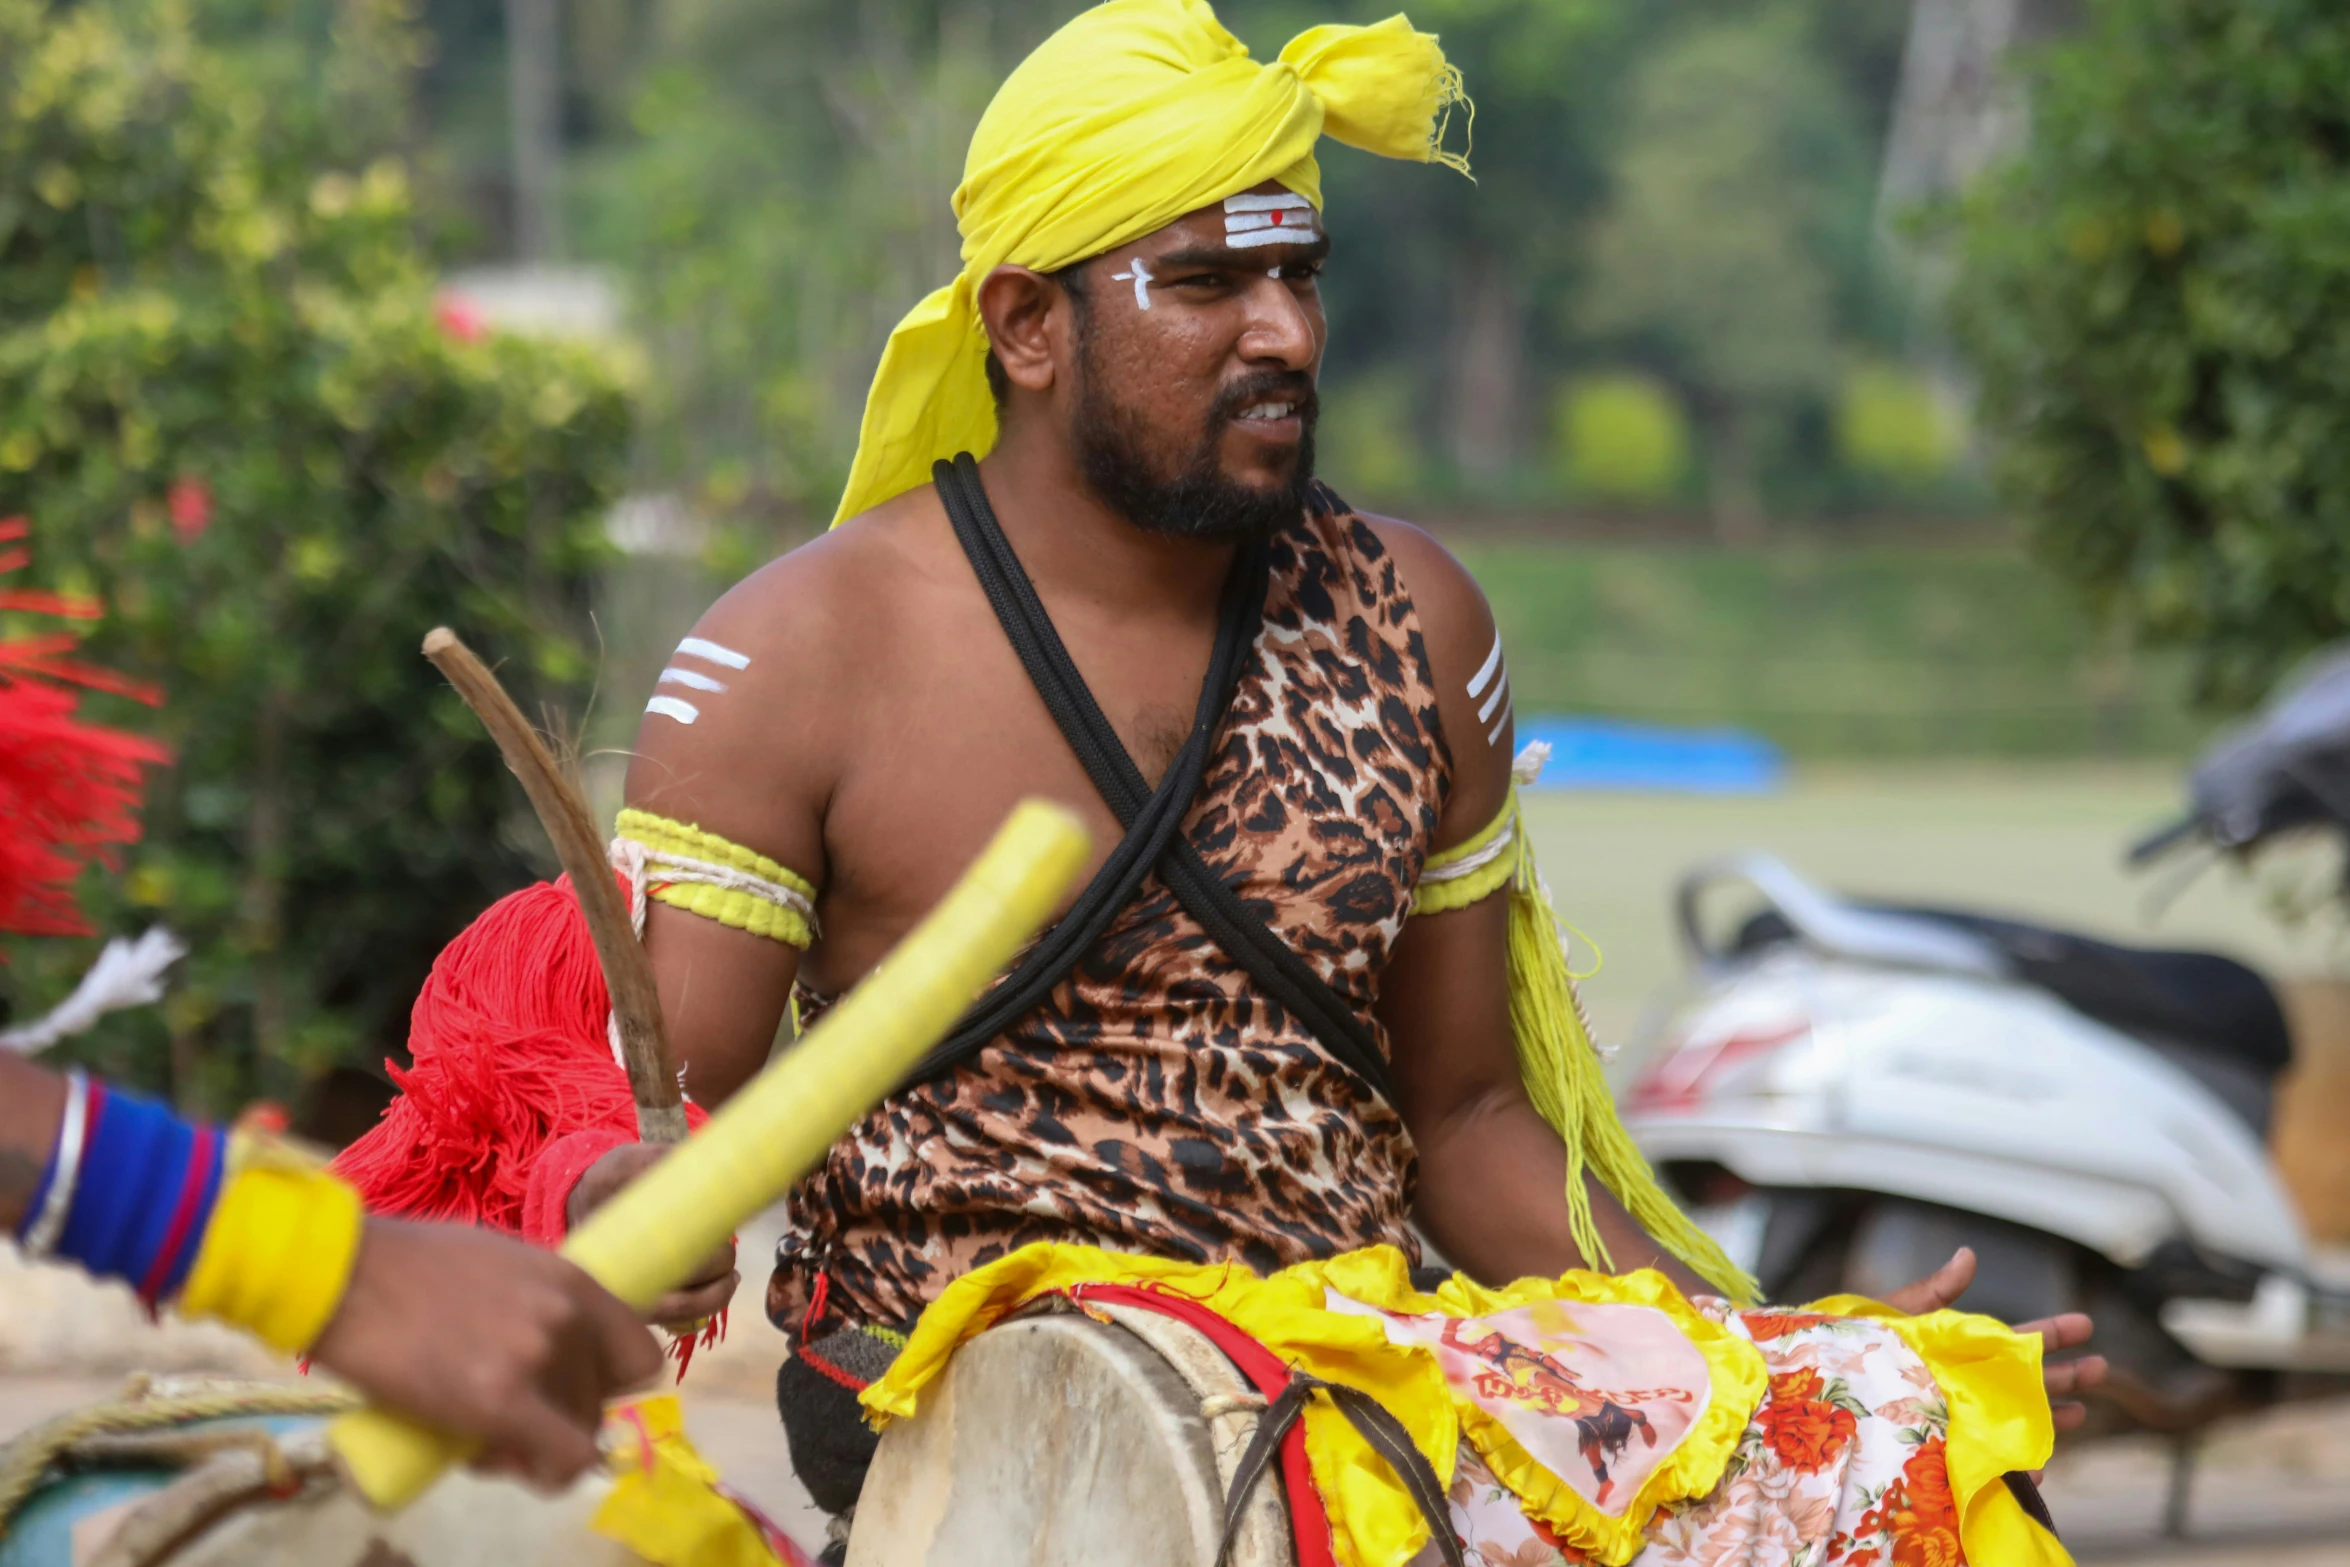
[0,517,169,940]
[167,475,211,542]
[435,294,487,343]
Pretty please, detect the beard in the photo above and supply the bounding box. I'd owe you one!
[1071,352,1319,543]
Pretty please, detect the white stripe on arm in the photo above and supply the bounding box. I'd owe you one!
[1466,630,1504,699]
[645,695,700,725]
[1477,665,1510,726]
[675,636,750,670]
[659,666,727,693]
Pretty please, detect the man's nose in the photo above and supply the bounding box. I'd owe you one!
[1238,276,1319,371]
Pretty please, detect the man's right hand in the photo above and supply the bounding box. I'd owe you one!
[570,1142,741,1333]
[308,1218,664,1490]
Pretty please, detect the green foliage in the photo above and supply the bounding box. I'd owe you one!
[1318,368,1425,506]
[1949,0,2350,710]
[570,0,1072,527]
[1578,7,1881,534]
[1551,373,1691,503]
[1836,362,1962,485]
[0,0,630,1109]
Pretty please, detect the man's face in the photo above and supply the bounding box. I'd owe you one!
[1060,181,1329,541]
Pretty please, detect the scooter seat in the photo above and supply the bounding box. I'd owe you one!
[1737,903,2293,1078]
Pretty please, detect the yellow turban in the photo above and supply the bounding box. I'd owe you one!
[832,0,1469,524]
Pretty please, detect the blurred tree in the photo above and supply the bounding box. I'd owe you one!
[1836,361,1962,487]
[571,0,1069,530]
[1551,373,1691,504]
[1950,0,2350,711]
[1577,8,1877,540]
[0,0,630,1110]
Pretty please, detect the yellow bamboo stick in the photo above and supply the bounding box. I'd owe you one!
[330,799,1090,1510]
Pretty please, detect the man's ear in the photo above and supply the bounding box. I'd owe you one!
[977,264,1066,395]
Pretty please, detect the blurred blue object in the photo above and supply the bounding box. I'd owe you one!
[1516,716,1785,795]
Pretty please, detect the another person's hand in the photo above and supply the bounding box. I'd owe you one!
[308,1218,664,1489]
[570,1141,740,1333]
[1886,1247,2111,1432]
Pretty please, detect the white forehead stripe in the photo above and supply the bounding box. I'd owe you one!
[660,666,727,693]
[1224,192,1314,213]
[1223,193,1320,250]
[675,636,749,670]
[646,695,700,726]
[1467,631,1504,698]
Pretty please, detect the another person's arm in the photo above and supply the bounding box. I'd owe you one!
[0,1052,660,1487]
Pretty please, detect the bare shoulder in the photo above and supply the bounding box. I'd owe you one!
[622,486,948,881]
[1354,511,1512,843]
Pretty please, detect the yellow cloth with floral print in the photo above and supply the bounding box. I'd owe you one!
[864,1243,1760,1567]
[863,1243,2068,1567]
[1806,1295,2071,1567]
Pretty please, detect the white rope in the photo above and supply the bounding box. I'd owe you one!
[1419,817,1515,884]
[0,928,185,1054]
[606,837,817,940]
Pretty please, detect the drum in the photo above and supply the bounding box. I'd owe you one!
[0,1379,639,1567]
[847,1299,1294,1567]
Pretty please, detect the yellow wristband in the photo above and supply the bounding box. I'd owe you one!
[177,1134,367,1356]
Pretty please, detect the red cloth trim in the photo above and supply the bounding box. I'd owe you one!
[137,1124,221,1306]
[521,1125,635,1248]
[1069,1282,1337,1567]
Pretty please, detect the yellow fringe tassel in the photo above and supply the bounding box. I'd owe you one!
[1498,798,1760,1304]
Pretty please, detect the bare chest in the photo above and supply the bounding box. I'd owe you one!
[799,598,1215,994]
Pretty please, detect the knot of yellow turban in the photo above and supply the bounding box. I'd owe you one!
[833,0,1470,524]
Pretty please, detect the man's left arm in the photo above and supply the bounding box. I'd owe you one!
[1368,519,2107,1423]
[1365,517,1706,1293]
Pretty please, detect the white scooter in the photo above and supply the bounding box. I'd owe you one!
[1622,648,2350,1519]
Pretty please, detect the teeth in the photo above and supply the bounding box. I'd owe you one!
[1239,402,1296,422]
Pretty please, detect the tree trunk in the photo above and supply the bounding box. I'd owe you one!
[1445,262,1523,491]
[1704,403,1766,546]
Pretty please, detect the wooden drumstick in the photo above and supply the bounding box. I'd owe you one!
[420,627,686,1145]
[330,798,1092,1510]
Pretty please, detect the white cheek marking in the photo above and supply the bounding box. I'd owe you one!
[660,666,727,693]
[1109,255,1155,310]
[646,695,700,726]
[675,636,750,670]
[1467,631,1504,699]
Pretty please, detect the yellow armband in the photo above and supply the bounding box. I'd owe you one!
[1412,791,1523,913]
[612,809,819,950]
[177,1134,367,1356]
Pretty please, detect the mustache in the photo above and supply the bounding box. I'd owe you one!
[1207,371,1319,431]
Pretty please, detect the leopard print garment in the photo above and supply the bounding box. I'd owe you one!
[768,497,1455,1341]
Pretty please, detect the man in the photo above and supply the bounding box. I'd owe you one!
[348,0,2098,1547]
[553,0,2101,1520]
